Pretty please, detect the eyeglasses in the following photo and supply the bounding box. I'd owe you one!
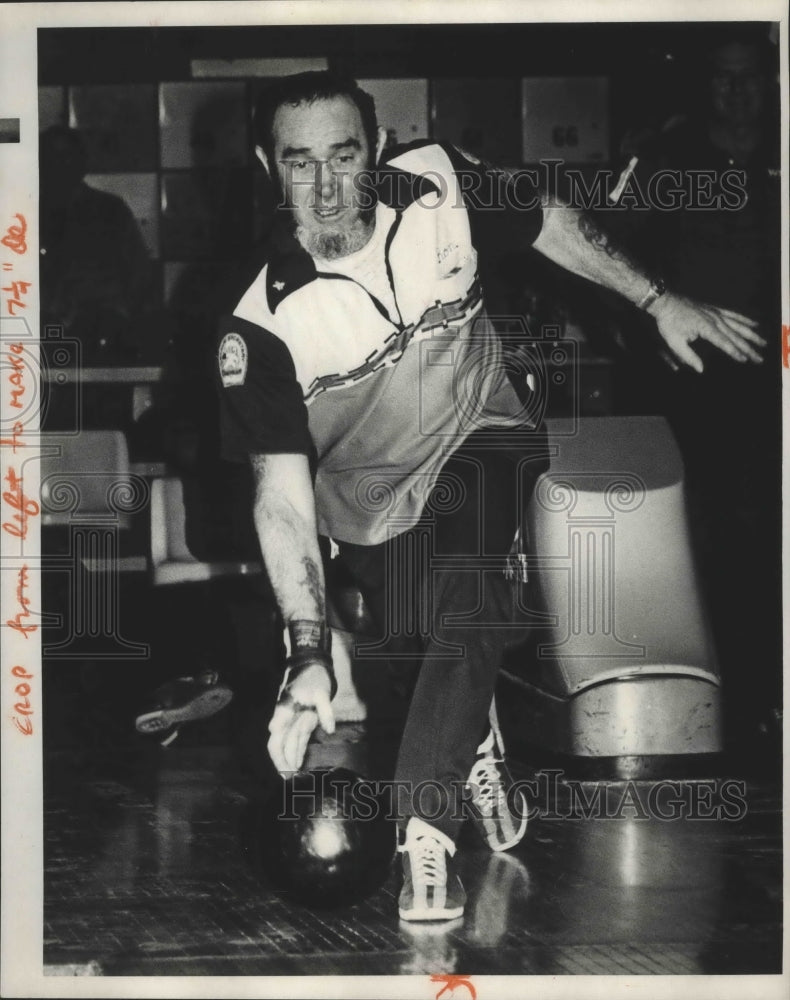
[278,153,358,179]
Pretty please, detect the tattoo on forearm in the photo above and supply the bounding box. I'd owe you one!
[299,556,324,610]
[250,452,324,618]
[577,213,640,270]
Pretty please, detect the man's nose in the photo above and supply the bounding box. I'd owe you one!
[315,161,338,199]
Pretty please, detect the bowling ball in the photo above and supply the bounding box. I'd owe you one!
[245,767,396,908]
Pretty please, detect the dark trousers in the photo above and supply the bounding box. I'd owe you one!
[337,428,549,840]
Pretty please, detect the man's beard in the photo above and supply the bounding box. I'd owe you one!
[296,208,376,261]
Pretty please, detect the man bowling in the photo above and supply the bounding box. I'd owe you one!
[215,72,764,921]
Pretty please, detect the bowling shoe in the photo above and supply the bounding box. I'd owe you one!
[465,728,528,852]
[135,669,233,746]
[398,817,466,921]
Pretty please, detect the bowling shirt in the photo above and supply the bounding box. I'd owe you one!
[217,141,543,545]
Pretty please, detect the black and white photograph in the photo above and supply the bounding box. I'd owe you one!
[0,2,786,997]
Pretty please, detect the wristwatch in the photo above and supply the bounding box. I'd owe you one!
[637,278,667,311]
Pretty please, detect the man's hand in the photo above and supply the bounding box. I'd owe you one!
[532,206,769,373]
[268,661,336,775]
[267,620,337,776]
[649,293,766,372]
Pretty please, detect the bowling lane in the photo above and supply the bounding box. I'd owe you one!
[43,734,781,977]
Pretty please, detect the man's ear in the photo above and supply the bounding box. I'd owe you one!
[375,127,387,164]
[255,145,271,176]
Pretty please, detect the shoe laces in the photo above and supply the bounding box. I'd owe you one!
[409,835,447,887]
[468,756,506,817]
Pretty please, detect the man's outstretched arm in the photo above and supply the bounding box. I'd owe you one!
[532,202,766,372]
[250,451,335,774]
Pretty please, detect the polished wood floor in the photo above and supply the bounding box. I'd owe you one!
[42,660,782,982]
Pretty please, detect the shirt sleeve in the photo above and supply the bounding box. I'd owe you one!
[215,314,312,463]
[441,142,544,251]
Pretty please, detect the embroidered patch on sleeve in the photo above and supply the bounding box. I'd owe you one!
[218,332,248,387]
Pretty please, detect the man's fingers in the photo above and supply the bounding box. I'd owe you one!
[731,339,764,363]
[704,305,766,355]
[268,703,300,773]
[267,678,335,774]
[709,326,762,363]
[267,733,288,775]
[267,710,291,774]
[692,322,747,363]
[728,323,767,347]
[268,702,291,740]
[671,339,704,373]
[295,711,318,767]
[665,299,767,366]
[714,306,761,329]
[268,701,294,736]
[314,691,336,735]
[713,320,766,360]
[282,709,317,772]
[268,702,316,774]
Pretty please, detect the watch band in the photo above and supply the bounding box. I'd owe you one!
[637,278,667,311]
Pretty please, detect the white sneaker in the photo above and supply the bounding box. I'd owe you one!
[466,728,528,852]
[398,818,466,921]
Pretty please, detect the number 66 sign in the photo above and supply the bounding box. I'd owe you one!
[522,76,609,163]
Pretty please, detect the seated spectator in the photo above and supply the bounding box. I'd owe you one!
[40,125,154,356]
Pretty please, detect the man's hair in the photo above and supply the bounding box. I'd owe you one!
[253,71,378,166]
